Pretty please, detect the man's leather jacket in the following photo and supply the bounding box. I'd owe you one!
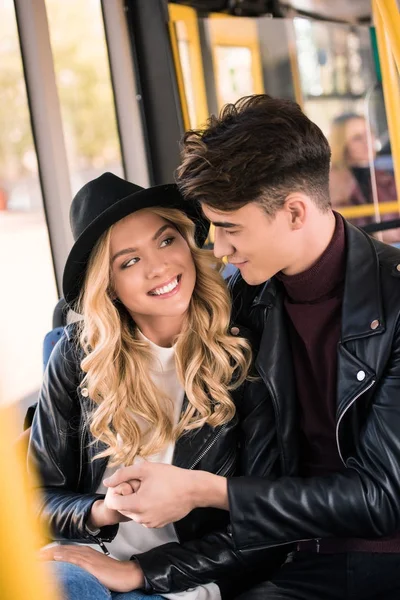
[227,221,400,554]
[28,324,284,598]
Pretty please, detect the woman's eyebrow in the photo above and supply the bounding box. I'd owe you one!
[152,224,171,240]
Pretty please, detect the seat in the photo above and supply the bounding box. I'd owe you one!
[42,298,68,370]
[23,298,70,432]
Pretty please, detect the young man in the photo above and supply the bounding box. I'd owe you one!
[104,95,400,599]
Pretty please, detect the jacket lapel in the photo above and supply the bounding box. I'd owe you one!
[253,281,299,471]
[337,224,384,414]
[341,222,384,341]
[335,224,386,457]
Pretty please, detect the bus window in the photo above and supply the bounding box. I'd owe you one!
[0,0,58,412]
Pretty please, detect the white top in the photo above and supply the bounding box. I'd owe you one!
[48,332,220,600]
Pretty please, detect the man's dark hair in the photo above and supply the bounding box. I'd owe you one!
[176,94,332,215]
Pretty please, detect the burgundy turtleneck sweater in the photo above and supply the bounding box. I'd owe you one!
[277,212,400,552]
[277,213,346,478]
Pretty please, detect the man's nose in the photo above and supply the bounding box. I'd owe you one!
[213,228,234,259]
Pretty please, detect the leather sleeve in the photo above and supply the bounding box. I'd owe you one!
[28,331,117,542]
[134,377,286,595]
[228,321,400,553]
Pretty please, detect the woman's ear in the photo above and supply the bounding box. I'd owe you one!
[108,287,118,301]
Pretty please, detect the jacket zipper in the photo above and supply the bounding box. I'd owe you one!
[77,422,86,489]
[87,533,110,555]
[335,379,375,466]
[187,425,227,470]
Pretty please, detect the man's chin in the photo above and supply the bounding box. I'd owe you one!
[239,271,268,286]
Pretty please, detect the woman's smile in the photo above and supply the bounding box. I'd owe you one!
[148,274,182,298]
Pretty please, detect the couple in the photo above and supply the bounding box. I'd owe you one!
[30,95,400,600]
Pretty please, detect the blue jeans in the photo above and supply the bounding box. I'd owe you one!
[50,562,166,600]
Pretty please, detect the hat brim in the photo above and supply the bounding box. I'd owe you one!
[62,184,209,307]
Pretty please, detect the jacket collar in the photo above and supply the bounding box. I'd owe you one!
[252,219,385,342]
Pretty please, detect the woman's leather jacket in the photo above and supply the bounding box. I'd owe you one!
[28,324,285,598]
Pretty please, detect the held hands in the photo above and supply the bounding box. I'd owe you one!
[88,482,139,529]
[40,545,145,592]
[103,462,201,527]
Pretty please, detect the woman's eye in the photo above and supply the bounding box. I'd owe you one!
[122,256,139,269]
[160,236,175,248]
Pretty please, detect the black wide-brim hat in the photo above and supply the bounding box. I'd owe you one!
[62,172,209,307]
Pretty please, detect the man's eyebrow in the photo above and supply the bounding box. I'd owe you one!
[212,221,241,228]
[111,224,173,264]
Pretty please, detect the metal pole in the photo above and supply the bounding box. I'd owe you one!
[14,0,73,294]
[101,0,150,187]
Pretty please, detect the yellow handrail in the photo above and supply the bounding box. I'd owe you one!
[374,0,400,73]
[338,200,399,219]
[168,4,209,129]
[0,406,60,600]
[373,0,400,211]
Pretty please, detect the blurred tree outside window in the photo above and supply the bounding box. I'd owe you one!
[45,0,124,194]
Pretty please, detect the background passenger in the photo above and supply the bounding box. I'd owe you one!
[329,112,399,243]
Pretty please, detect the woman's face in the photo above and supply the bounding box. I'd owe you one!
[110,209,196,326]
[345,118,375,167]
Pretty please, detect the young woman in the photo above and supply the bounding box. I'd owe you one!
[30,173,283,600]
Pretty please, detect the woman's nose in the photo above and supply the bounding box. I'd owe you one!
[145,258,168,279]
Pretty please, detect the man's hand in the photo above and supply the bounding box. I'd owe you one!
[39,545,145,593]
[103,462,229,527]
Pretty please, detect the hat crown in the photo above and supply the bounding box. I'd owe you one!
[70,172,144,241]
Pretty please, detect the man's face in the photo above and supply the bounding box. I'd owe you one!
[202,201,296,285]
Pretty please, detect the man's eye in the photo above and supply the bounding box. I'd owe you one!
[226,230,239,236]
[122,257,139,269]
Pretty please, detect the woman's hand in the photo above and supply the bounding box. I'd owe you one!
[40,545,145,592]
[103,462,227,527]
[88,482,137,528]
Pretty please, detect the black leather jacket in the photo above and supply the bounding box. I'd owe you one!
[227,221,400,555]
[28,324,284,598]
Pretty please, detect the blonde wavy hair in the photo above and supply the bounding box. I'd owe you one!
[76,207,251,466]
